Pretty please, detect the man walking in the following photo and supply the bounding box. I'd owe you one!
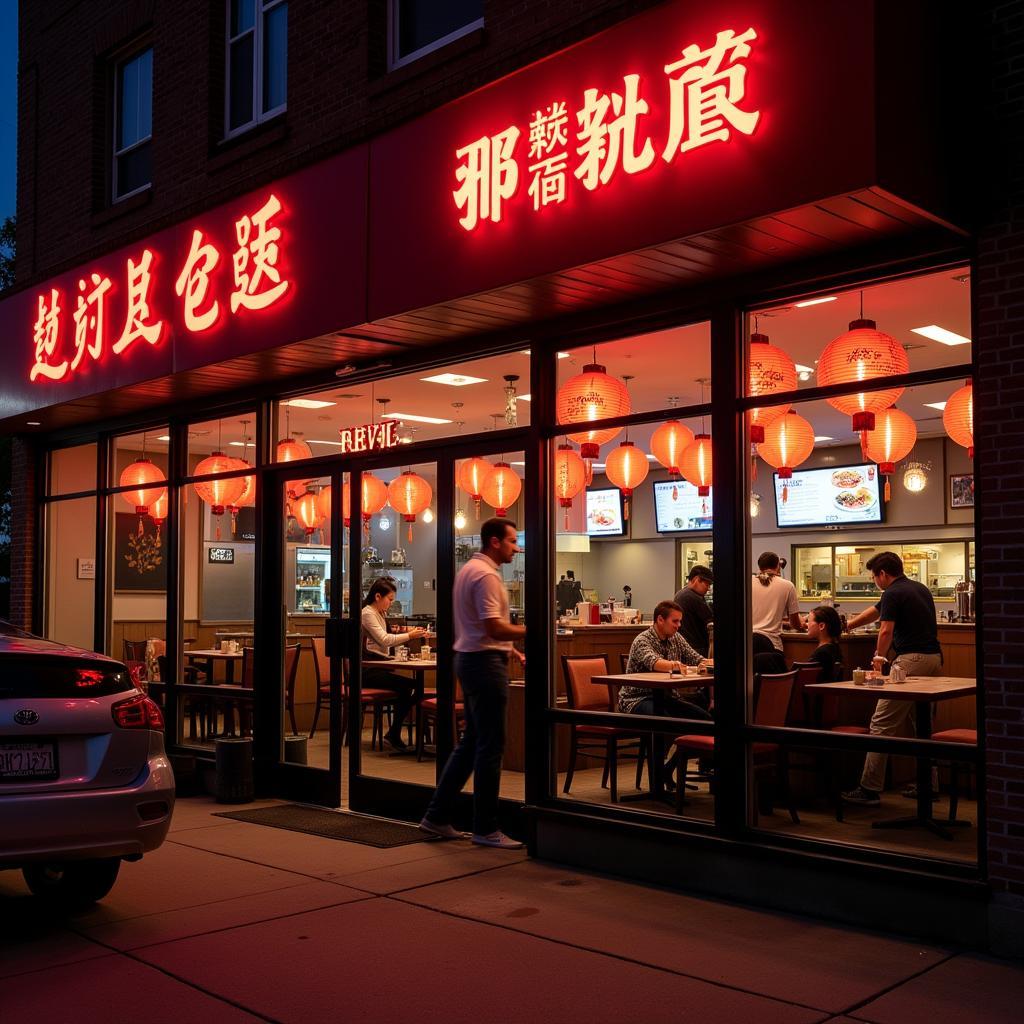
[842,550,943,806]
[420,518,525,848]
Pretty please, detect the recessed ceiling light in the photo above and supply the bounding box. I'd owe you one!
[794,296,837,308]
[228,441,247,447]
[156,435,171,441]
[911,325,972,347]
[510,461,526,466]
[420,373,488,387]
[924,401,947,411]
[814,435,834,442]
[795,364,814,381]
[381,412,453,424]
[287,398,336,409]
[26,421,41,426]
[520,350,570,359]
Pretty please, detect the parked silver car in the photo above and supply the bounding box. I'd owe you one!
[0,621,174,907]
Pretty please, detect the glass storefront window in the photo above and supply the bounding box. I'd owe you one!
[111,428,169,488]
[48,443,97,495]
[44,496,96,649]
[794,545,832,601]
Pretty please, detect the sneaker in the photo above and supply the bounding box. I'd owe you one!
[471,830,525,849]
[418,818,464,840]
[842,786,881,807]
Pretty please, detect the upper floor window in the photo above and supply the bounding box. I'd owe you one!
[389,0,483,70]
[226,0,288,137]
[113,48,153,202]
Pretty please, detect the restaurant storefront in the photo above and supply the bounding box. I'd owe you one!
[2,1,1016,950]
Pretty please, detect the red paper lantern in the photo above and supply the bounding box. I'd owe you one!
[231,461,257,509]
[359,473,389,520]
[817,318,909,432]
[119,458,167,516]
[943,379,974,458]
[757,412,816,505]
[193,452,247,515]
[315,484,332,524]
[388,471,432,540]
[480,462,522,516]
[680,434,713,497]
[604,441,649,520]
[554,443,587,529]
[458,456,494,519]
[294,490,324,538]
[650,420,695,476]
[863,406,917,500]
[556,362,630,462]
[748,332,797,442]
[276,436,312,499]
[148,490,168,542]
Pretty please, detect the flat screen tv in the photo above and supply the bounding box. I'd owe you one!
[774,463,884,528]
[585,487,626,537]
[653,480,713,533]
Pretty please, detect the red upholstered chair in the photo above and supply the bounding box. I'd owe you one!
[930,727,978,821]
[309,636,332,739]
[122,639,149,687]
[561,655,647,802]
[675,670,799,823]
[416,679,465,762]
[787,662,824,725]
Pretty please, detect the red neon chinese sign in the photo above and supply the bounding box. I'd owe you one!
[452,27,760,231]
[29,193,290,384]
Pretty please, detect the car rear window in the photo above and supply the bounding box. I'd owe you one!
[0,657,134,698]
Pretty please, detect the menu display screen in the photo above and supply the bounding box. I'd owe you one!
[774,463,884,527]
[585,487,625,537]
[654,480,713,533]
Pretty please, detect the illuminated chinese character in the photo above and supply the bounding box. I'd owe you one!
[574,74,654,191]
[527,101,569,211]
[230,193,288,313]
[30,288,68,381]
[453,126,521,231]
[71,272,113,371]
[662,27,760,161]
[113,248,163,355]
[175,229,221,332]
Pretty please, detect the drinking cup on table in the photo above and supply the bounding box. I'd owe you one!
[852,668,866,686]
[684,664,697,677]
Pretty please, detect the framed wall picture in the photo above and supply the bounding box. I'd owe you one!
[113,512,168,592]
[950,473,975,509]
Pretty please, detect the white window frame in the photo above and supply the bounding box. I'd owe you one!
[112,47,153,204]
[224,0,288,140]
[387,0,484,72]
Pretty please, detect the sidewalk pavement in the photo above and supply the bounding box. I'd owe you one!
[2,796,1022,1024]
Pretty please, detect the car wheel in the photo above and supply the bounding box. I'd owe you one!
[23,858,121,909]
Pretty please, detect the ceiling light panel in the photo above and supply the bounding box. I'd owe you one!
[287,398,336,409]
[420,373,488,386]
[793,296,837,308]
[923,401,947,411]
[910,325,972,347]
[381,412,453,424]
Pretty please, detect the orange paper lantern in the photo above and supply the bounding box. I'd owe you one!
[359,473,389,520]
[119,458,167,516]
[817,318,909,432]
[680,433,713,497]
[748,332,797,442]
[650,420,695,476]
[757,412,816,506]
[294,490,324,538]
[315,484,332,524]
[148,490,169,542]
[388,470,432,540]
[480,462,522,516]
[276,436,312,463]
[193,452,247,515]
[863,406,917,501]
[458,456,494,519]
[556,362,630,461]
[604,441,649,520]
[554,443,587,530]
[943,379,974,458]
[230,460,256,509]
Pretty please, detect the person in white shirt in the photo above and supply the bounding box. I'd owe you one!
[420,518,525,849]
[361,578,429,752]
[751,551,803,657]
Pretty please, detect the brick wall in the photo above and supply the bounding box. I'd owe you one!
[14,0,661,288]
[976,1,1024,945]
[8,438,36,631]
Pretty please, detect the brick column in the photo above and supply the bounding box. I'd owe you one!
[8,437,37,632]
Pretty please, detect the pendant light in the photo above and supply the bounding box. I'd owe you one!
[554,442,587,530]
[481,462,522,517]
[451,406,470,529]
[458,456,494,520]
[603,375,647,519]
[194,422,246,539]
[503,374,519,427]
[119,436,168,535]
[747,327,797,443]
[359,472,389,542]
[315,484,332,524]
[294,488,325,539]
[943,379,974,458]
[388,470,432,540]
[148,489,168,543]
[863,406,917,501]
[756,410,815,503]
[902,461,930,494]
[650,417,695,477]
[680,381,712,513]
[227,421,256,536]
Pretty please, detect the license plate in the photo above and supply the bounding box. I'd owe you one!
[0,742,59,781]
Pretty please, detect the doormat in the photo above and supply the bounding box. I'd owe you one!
[214,804,431,848]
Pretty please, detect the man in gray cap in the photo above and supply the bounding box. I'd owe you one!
[673,565,714,658]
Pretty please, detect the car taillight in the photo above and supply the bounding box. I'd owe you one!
[111,693,165,729]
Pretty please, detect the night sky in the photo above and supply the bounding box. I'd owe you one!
[0,0,17,225]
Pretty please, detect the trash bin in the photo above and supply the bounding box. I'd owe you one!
[283,733,308,765]
[215,737,254,803]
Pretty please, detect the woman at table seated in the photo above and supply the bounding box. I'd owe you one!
[361,578,429,752]
[806,605,842,680]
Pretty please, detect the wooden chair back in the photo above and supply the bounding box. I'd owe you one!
[241,647,255,688]
[787,662,823,724]
[754,670,797,728]
[561,655,613,712]
[618,652,630,673]
[312,636,330,688]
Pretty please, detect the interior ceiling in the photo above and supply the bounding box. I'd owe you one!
[156,265,971,459]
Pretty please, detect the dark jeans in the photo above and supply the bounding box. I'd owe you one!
[629,693,712,721]
[363,668,421,741]
[425,650,508,836]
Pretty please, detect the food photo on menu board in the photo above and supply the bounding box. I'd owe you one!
[774,463,884,527]
[586,487,626,537]
[653,480,714,533]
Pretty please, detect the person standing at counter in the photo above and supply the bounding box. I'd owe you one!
[752,552,803,653]
[673,565,714,658]
[841,551,942,807]
[361,578,429,753]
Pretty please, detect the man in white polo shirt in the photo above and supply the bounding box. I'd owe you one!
[420,518,526,849]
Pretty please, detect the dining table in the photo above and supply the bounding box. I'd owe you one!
[185,648,244,685]
[591,670,715,804]
[805,675,977,839]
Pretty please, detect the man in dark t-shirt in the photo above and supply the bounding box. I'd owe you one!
[841,551,943,805]
[672,565,714,657]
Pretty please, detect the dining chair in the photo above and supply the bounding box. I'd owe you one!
[122,638,148,687]
[929,727,977,820]
[416,679,465,762]
[561,654,647,802]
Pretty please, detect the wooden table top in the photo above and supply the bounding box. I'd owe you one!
[805,676,976,701]
[373,658,437,670]
[186,648,243,659]
[593,671,713,688]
